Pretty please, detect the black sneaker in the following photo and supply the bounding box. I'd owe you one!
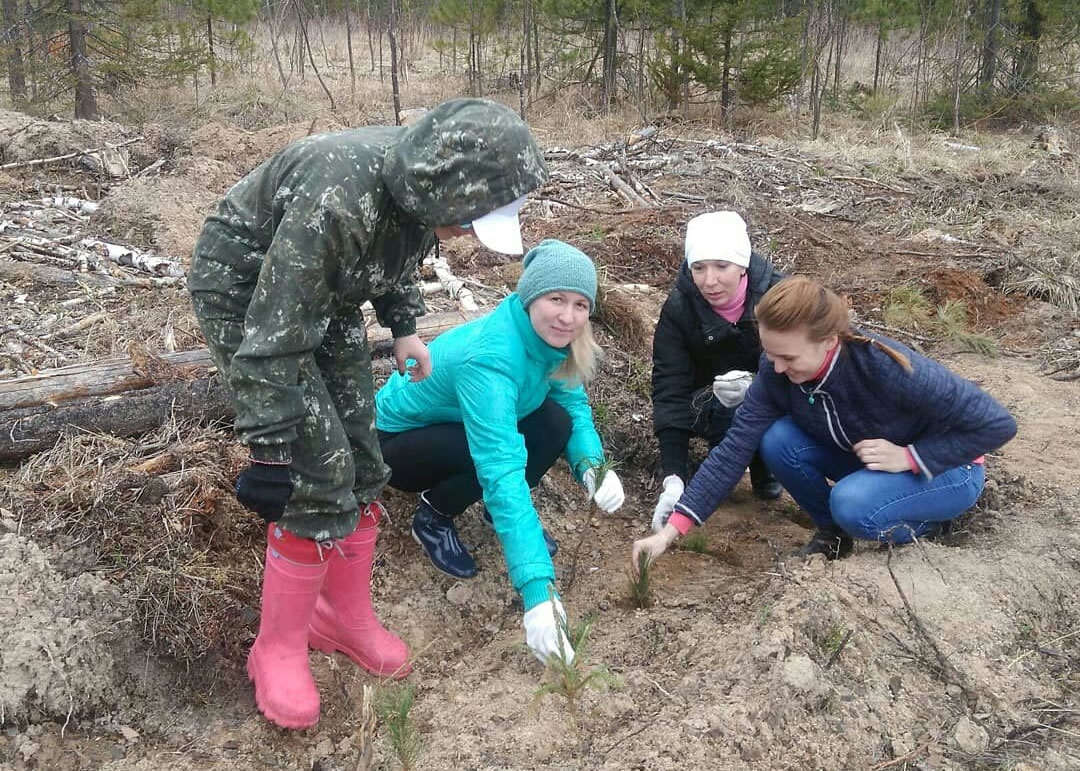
[480,505,558,557]
[411,495,477,579]
[794,529,853,560]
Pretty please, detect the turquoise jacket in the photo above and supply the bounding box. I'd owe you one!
[376,294,605,610]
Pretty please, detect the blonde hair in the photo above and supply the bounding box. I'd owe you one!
[552,321,602,386]
[756,276,913,373]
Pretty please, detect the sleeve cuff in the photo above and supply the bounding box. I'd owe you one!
[390,318,418,338]
[668,512,695,536]
[249,443,292,464]
[522,579,558,611]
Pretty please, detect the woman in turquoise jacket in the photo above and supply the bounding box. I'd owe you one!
[376,239,624,664]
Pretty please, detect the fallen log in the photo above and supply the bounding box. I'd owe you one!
[0,309,481,462]
[0,309,480,412]
[0,377,232,462]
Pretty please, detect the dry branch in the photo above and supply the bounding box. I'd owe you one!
[589,161,651,208]
[0,136,143,171]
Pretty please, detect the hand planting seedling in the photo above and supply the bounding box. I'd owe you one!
[532,604,615,742]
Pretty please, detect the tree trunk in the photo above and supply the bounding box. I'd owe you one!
[1014,0,1043,92]
[66,0,97,119]
[265,0,288,88]
[24,0,35,102]
[952,0,967,135]
[978,0,1002,89]
[366,0,375,72]
[2,0,25,100]
[206,13,217,86]
[720,19,734,116]
[832,7,848,98]
[292,0,335,110]
[345,0,356,98]
[388,0,401,124]
[601,0,617,112]
[519,0,528,118]
[873,20,885,94]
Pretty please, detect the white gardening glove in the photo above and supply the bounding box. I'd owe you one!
[712,369,754,408]
[583,467,625,513]
[523,597,575,665]
[651,475,685,533]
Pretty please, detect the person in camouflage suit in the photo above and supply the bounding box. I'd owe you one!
[189,98,548,730]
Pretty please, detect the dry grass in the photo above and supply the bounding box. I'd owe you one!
[7,416,258,663]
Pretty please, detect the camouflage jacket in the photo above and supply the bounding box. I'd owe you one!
[189,98,548,456]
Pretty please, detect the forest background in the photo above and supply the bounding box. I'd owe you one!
[2,0,1078,138]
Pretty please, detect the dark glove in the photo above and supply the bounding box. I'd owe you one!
[235,462,293,522]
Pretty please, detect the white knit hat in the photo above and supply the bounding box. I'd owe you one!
[684,211,752,268]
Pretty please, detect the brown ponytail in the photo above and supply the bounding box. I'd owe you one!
[757,276,913,373]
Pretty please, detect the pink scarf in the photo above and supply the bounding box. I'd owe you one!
[710,273,749,323]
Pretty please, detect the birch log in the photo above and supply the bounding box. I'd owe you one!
[424,255,479,311]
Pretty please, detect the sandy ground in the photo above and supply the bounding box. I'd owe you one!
[0,105,1077,771]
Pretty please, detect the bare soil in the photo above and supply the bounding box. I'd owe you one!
[0,108,1078,771]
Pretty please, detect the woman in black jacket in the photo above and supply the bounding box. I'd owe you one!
[650,211,784,529]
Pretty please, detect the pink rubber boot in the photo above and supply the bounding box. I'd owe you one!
[309,502,412,678]
[247,524,328,729]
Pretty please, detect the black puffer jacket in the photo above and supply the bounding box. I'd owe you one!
[651,253,784,479]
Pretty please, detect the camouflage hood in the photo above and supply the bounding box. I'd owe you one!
[382,98,548,227]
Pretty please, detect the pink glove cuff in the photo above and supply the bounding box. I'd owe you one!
[668,512,695,536]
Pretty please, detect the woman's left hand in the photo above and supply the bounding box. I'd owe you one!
[853,438,910,473]
[392,334,433,382]
[584,467,625,512]
[630,523,679,574]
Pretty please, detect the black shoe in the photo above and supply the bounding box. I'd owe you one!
[412,495,477,579]
[749,455,783,500]
[752,479,784,500]
[794,529,853,560]
[920,519,954,542]
[481,505,558,557]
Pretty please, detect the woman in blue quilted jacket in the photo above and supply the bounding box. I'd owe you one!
[633,275,1017,566]
[376,239,624,665]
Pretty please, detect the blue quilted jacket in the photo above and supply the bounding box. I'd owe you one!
[674,331,1017,525]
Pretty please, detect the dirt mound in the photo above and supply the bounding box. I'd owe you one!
[186,121,334,174]
[0,532,126,723]
[0,110,132,164]
[91,120,340,259]
[91,158,231,258]
[926,266,1026,328]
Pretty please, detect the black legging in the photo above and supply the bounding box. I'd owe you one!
[378,398,573,517]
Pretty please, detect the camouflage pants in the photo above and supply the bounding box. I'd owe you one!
[191,287,391,540]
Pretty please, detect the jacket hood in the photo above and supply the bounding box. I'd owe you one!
[382,98,548,227]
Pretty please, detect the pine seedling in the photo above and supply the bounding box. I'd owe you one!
[681,533,710,554]
[375,683,421,771]
[626,550,654,609]
[933,300,999,356]
[532,597,614,738]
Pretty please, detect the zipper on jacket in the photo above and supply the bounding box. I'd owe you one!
[821,392,853,450]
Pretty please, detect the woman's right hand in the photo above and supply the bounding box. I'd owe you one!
[630,523,680,575]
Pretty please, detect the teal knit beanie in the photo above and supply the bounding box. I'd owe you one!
[516,239,597,311]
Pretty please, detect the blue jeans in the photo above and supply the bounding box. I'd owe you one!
[759,417,985,543]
